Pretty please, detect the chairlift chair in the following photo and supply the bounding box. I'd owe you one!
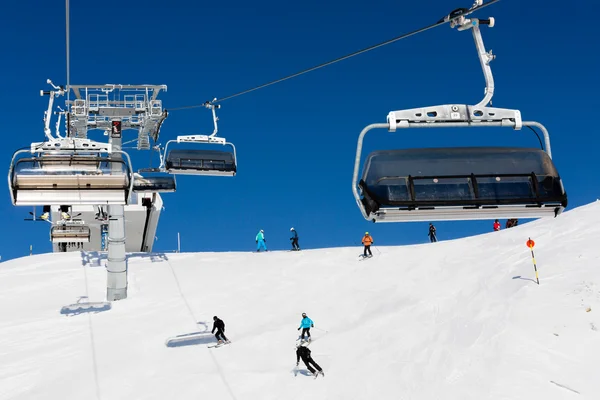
[357,147,567,222]
[132,172,177,193]
[162,102,237,177]
[8,138,135,206]
[50,221,91,243]
[352,12,568,222]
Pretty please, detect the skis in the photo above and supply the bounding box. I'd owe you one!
[358,254,373,261]
[208,340,231,349]
[296,338,311,346]
[314,371,325,379]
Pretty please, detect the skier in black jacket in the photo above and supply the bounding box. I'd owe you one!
[211,316,230,344]
[290,227,300,251]
[296,343,324,377]
[428,223,437,242]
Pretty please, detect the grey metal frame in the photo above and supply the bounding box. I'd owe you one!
[352,13,565,222]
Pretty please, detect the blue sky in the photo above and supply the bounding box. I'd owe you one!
[0,0,597,261]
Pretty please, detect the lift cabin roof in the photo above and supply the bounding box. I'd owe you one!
[357,147,568,222]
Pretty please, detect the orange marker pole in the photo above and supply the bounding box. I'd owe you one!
[526,238,539,285]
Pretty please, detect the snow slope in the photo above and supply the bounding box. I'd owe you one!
[1,202,600,400]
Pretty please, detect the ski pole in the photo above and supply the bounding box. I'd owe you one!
[526,238,539,285]
[313,327,329,333]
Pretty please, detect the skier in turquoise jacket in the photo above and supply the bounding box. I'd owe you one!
[297,312,314,341]
[256,229,267,252]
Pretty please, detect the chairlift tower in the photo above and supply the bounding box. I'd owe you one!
[8,81,169,301]
[9,80,239,301]
[68,83,167,301]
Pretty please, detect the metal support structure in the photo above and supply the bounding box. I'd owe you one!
[55,107,65,138]
[206,99,220,137]
[107,129,127,301]
[41,79,66,141]
[61,84,168,301]
[66,84,168,146]
[452,7,496,107]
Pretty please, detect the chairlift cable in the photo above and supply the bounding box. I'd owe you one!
[66,0,70,103]
[168,0,501,111]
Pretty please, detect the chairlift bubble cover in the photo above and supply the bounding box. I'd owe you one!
[359,147,567,213]
[133,175,177,193]
[10,155,131,205]
[13,156,130,188]
[165,149,236,174]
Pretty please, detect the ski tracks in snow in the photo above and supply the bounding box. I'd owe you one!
[165,259,239,400]
[82,262,102,400]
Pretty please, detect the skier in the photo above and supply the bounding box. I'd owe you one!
[297,312,314,342]
[428,223,437,242]
[361,232,373,257]
[290,227,300,251]
[296,342,324,377]
[506,218,519,228]
[493,219,501,231]
[211,316,230,344]
[256,229,267,252]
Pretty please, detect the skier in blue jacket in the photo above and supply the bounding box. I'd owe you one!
[256,229,267,252]
[290,227,300,251]
[297,312,314,341]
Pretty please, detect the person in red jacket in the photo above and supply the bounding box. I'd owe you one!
[493,219,501,231]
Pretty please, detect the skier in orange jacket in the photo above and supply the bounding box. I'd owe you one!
[362,232,374,258]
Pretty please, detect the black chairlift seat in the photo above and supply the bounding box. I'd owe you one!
[50,224,91,243]
[357,147,568,222]
[133,175,177,193]
[10,155,132,206]
[165,149,236,176]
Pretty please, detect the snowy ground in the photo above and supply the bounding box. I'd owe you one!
[1,202,600,400]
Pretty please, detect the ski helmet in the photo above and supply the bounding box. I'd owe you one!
[302,312,306,317]
[290,227,294,231]
[260,229,264,233]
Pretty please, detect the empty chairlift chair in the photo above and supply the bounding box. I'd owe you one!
[50,223,91,243]
[356,147,567,222]
[163,135,237,176]
[132,173,177,193]
[351,10,568,223]
[8,140,135,206]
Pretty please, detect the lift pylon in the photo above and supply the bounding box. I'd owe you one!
[8,80,170,301]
